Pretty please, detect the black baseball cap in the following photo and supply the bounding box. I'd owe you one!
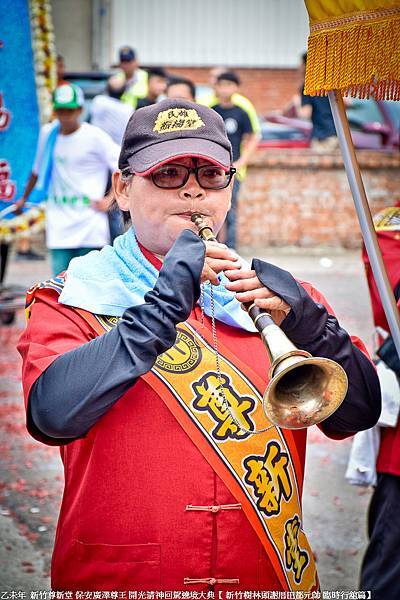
[119,46,136,62]
[216,71,241,85]
[119,98,233,174]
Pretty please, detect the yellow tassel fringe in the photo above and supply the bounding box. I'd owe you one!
[304,10,400,100]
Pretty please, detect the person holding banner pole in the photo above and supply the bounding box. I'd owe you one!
[359,205,400,600]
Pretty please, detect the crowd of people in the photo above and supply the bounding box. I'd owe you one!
[13,44,399,598]
[15,45,343,266]
[16,46,264,267]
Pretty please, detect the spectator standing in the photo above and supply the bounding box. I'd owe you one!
[359,204,400,600]
[199,67,261,139]
[90,77,132,242]
[166,76,196,102]
[212,71,259,248]
[135,68,168,109]
[113,46,149,108]
[90,76,133,145]
[298,53,339,151]
[15,54,69,261]
[15,84,120,275]
[56,54,68,86]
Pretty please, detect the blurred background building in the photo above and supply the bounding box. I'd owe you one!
[1,0,399,254]
[52,0,309,114]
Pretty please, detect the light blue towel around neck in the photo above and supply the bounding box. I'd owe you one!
[59,227,256,333]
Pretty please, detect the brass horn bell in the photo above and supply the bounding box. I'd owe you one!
[190,212,348,431]
[258,318,348,430]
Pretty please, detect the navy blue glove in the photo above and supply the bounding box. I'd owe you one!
[28,230,205,443]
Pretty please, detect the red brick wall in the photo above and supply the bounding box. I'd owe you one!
[166,67,299,116]
[238,150,400,249]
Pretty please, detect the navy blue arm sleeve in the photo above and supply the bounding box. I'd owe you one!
[28,230,205,443]
[252,258,381,436]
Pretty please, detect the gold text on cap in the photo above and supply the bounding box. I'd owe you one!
[153,108,205,134]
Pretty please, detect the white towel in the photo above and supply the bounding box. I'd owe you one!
[345,361,400,487]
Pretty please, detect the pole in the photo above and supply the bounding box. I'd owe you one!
[328,90,400,359]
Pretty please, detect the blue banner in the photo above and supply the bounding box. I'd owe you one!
[0,0,40,229]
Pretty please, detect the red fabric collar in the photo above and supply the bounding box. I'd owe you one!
[137,239,163,271]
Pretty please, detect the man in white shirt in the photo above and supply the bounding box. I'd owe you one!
[16,84,120,275]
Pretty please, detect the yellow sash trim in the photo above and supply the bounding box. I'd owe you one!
[304,3,400,99]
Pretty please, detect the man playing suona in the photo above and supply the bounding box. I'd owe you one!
[18,100,381,593]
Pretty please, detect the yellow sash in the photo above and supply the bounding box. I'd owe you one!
[80,308,319,592]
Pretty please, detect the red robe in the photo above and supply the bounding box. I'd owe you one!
[18,249,369,591]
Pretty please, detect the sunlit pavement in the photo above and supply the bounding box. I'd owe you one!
[0,245,374,592]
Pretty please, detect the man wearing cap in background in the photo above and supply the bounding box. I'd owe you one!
[18,99,380,593]
[16,83,120,275]
[212,71,260,249]
[111,45,149,108]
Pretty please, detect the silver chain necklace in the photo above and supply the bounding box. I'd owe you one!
[199,282,273,436]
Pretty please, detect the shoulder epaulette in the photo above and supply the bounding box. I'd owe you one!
[25,274,66,317]
[373,206,400,231]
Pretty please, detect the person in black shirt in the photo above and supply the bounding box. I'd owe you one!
[212,72,259,249]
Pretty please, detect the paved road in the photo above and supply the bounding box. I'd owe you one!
[0,246,375,593]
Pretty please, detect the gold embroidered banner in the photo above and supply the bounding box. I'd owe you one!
[303,0,400,99]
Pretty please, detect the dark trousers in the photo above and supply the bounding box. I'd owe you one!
[226,178,240,249]
[0,243,9,283]
[360,473,400,599]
